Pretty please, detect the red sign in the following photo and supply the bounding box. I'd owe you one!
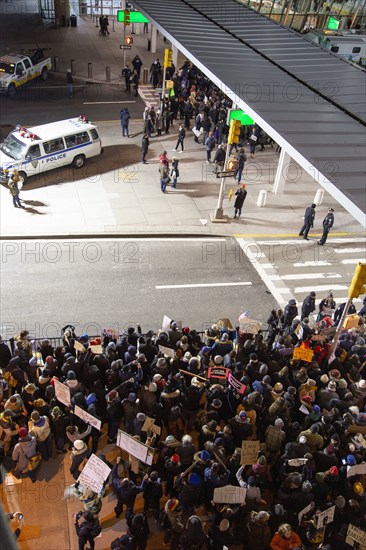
[228,372,246,394]
[208,367,229,379]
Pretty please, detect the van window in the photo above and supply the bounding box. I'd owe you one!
[90,129,99,140]
[23,59,31,69]
[352,47,361,53]
[27,144,41,159]
[43,138,65,154]
[331,46,339,53]
[15,62,24,75]
[65,131,90,148]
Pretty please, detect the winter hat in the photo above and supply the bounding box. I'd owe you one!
[74,440,86,451]
[153,374,163,382]
[257,511,270,522]
[353,482,364,496]
[320,374,329,384]
[329,466,339,476]
[156,358,167,368]
[183,352,192,362]
[86,393,96,406]
[219,518,230,532]
[200,450,211,461]
[18,428,28,438]
[274,504,286,516]
[171,454,180,464]
[128,393,136,402]
[31,411,40,422]
[107,390,118,402]
[214,437,224,447]
[302,481,312,493]
[52,406,61,417]
[66,371,76,380]
[275,418,284,428]
[347,454,356,466]
[29,357,38,367]
[329,369,341,381]
[299,436,307,444]
[357,379,366,389]
[214,355,223,365]
[188,473,201,486]
[167,498,180,511]
[239,411,247,421]
[136,413,146,422]
[212,398,222,409]
[313,405,321,414]
[148,382,157,392]
[302,395,312,405]
[325,445,335,455]
[327,381,337,391]
[335,495,346,509]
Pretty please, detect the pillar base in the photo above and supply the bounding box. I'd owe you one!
[210,211,229,223]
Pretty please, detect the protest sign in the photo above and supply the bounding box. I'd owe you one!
[228,372,246,394]
[208,366,229,379]
[317,505,335,529]
[78,453,111,494]
[142,417,162,435]
[159,345,175,358]
[347,463,366,478]
[299,404,310,415]
[74,405,101,430]
[347,524,366,548]
[240,440,260,465]
[90,344,103,354]
[74,341,86,353]
[162,315,172,330]
[213,486,247,504]
[298,502,313,524]
[293,347,314,362]
[117,430,153,465]
[102,327,119,339]
[54,380,71,407]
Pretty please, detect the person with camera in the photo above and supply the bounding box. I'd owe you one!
[74,510,101,550]
[6,511,24,539]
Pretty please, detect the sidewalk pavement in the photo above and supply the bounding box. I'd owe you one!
[0,15,363,239]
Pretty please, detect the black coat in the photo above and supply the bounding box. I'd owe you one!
[141,137,149,153]
[234,189,247,208]
[304,206,315,226]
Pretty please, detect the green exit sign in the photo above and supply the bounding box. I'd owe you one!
[327,17,340,30]
[228,109,255,126]
[117,10,149,23]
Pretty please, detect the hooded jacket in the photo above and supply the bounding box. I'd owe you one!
[12,435,37,470]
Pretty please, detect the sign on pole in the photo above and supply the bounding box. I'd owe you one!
[78,453,111,494]
[240,440,260,465]
[54,380,71,407]
[227,372,246,394]
[208,366,229,379]
[74,405,101,431]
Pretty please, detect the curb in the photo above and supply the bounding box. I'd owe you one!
[0,232,227,241]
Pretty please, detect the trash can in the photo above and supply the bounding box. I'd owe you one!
[70,15,77,27]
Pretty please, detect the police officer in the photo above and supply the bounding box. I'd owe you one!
[318,208,334,245]
[122,64,132,94]
[299,203,316,240]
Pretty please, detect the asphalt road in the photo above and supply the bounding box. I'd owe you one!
[0,238,277,339]
[0,75,144,132]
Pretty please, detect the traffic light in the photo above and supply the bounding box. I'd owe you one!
[164,48,173,68]
[125,36,133,45]
[228,119,241,144]
[348,263,366,299]
[124,9,130,25]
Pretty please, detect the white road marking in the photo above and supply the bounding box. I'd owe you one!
[294,284,348,293]
[342,259,365,264]
[155,282,252,289]
[83,100,137,104]
[293,261,333,267]
[315,297,362,304]
[338,248,366,254]
[282,272,342,280]
[256,238,366,245]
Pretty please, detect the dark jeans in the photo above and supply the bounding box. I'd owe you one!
[206,150,212,162]
[175,138,184,151]
[234,207,243,218]
[114,499,134,520]
[37,434,52,460]
[235,166,243,183]
[12,194,21,207]
[299,223,311,238]
[122,124,129,137]
[319,228,330,245]
[107,418,120,440]
[78,534,95,550]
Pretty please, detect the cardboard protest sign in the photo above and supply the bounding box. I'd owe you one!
[238,315,262,335]
[74,341,86,353]
[54,380,71,407]
[208,366,229,379]
[216,318,233,330]
[228,372,246,394]
[142,416,162,435]
[117,429,153,465]
[240,440,260,465]
[78,453,111,494]
[90,344,103,354]
[159,345,175,358]
[317,505,335,529]
[347,463,366,478]
[213,485,247,504]
[347,524,366,548]
[293,346,314,362]
[74,405,101,431]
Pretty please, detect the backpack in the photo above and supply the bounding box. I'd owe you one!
[90,521,102,538]
[4,371,17,388]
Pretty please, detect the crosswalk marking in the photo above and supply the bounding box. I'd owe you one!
[282,272,342,280]
[294,284,348,293]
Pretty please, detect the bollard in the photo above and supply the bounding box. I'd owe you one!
[88,62,93,79]
[314,188,324,206]
[112,19,115,32]
[53,56,59,71]
[106,66,111,82]
[142,67,149,85]
[70,59,75,75]
[257,189,267,208]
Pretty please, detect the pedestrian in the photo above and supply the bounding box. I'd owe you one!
[234,148,247,183]
[132,70,139,98]
[205,131,216,163]
[318,208,334,245]
[74,511,101,550]
[7,169,24,208]
[126,513,150,550]
[270,522,302,550]
[141,133,149,164]
[174,124,185,152]
[159,159,170,193]
[281,299,298,331]
[11,427,38,482]
[66,69,73,97]
[143,470,163,520]
[156,109,163,136]
[248,127,258,158]
[112,457,147,519]
[120,108,130,137]
[171,156,179,188]
[70,439,91,480]
[28,410,52,461]
[233,184,247,219]
[299,203,316,240]
[122,64,131,94]
[103,15,110,35]
[301,291,316,320]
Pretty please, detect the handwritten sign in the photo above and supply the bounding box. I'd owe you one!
[78,453,111,494]
[347,524,366,548]
[213,485,247,504]
[228,372,246,394]
[117,429,153,465]
[298,502,314,524]
[208,366,229,379]
[142,416,161,435]
[159,345,175,358]
[317,505,335,529]
[240,440,260,465]
[54,380,71,407]
[74,341,86,353]
[74,405,101,431]
[90,344,103,354]
[293,347,314,362]
[347,463,366,478]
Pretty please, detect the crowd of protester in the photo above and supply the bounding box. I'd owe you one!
[1,292,366,549]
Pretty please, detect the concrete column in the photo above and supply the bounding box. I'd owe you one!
[272,148,291,194]
[172,44,178,68]
[150,24,157,54]
[134,23,143,34]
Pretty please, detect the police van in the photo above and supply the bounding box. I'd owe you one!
[0,117,103,184]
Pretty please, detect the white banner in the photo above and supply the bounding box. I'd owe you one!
[54,380,71,407]
[74,405,101,431]
[78,453,111,494]
[213,485,247,504]
[117,429,153,465]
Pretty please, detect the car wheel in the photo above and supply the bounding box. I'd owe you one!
[7,83,16,97]
[73,155,85,169]
[41,67,48,81]
[18,171,27,185]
